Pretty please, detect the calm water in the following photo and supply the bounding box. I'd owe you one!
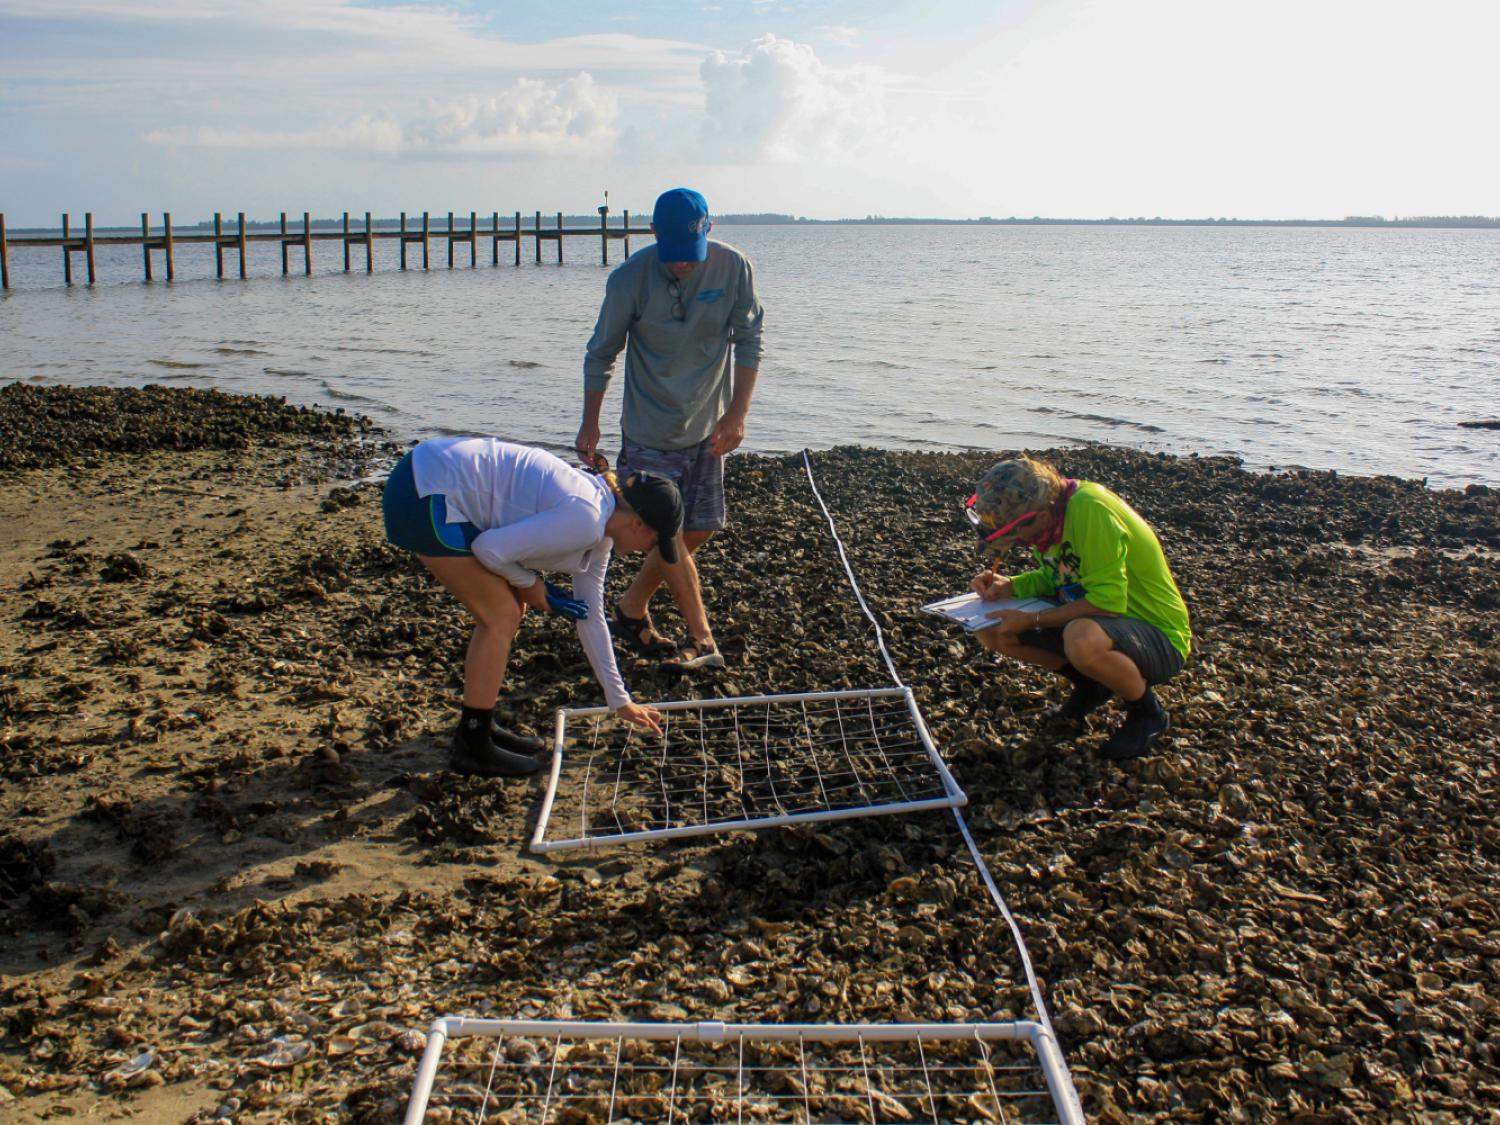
[2,225,1497,489]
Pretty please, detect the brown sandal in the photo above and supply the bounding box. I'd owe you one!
[611,604,676,656]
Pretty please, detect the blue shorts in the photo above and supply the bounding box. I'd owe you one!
[619,434,726,532]
[382,450,480,557]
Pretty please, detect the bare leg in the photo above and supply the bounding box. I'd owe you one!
[1061,618,1147,700]
[618,530,715,644]
[417,554,525,707]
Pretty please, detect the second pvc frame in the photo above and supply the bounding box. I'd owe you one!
[402,1018,1086,1125]
[528,686,968,855]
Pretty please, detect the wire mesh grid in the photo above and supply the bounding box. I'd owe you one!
[529,688,967,854]
[404,1020,1079,1125]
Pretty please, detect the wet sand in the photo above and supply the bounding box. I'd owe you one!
[1,384,1497,1123]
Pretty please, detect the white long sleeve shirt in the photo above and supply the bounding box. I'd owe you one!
[410,437,630,710]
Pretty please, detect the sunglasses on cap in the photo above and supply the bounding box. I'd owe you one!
[965,493,1043,543]
[577,449,610,475]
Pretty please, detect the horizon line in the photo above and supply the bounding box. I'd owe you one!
[6,212,1500,234]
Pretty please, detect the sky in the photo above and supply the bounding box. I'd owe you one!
[2,0,1497,227]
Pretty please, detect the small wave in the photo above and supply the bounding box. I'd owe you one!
[264,367,311,377]
[1197,357,1230,365]
[324,344,439,357]
[319,381,381,405]
[507,360,544,369]
[149,359,206,369]
[214,347,266,355]
[1071,411,1165,434]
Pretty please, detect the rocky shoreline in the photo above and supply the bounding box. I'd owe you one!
[1,384,1497,1123]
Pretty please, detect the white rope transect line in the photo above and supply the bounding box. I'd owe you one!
[798,450,1073,1067]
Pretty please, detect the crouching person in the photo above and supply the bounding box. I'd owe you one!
[967,455,1192,760]
[383,436,679,777]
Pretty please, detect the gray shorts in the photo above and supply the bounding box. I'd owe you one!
[1024,615,1185,685]
[618,434,726,533]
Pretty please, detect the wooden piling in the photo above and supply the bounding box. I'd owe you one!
[216,213,247,280]
[141,213,152,281]
[514,211,522,266]
[446,211,476,268]
[344,211,374,272]
[214,212,245,279]
[85,213,96,285]
[0,213,9,291]
[280,212,289,275]
[557,212,565,264]
[302,212,311,276]
[624,210,630,256]
[163,213,175,280]
[534,211,542,264]
[62,214,72,287]
[421,212,430,269]
[600,204,609,266]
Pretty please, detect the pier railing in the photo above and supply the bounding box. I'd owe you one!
[0,208,648,289]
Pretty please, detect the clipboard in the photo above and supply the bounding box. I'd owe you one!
[920,591,1059,632]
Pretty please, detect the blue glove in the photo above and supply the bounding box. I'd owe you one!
[544,580,588,620]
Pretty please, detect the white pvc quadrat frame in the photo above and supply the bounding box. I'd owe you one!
[528,686,968,854]
[402,1018,1086,1125]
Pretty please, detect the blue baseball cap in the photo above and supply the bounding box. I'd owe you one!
[652,188,711,263]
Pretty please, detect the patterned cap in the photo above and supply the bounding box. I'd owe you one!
[974,457,1058,536]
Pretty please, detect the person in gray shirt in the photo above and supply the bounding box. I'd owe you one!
[578,187,764,670]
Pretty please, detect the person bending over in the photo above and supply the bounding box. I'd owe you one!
[383,437,680,777]
[967,455,1192,760]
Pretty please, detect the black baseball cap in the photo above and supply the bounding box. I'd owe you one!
[620,471,684,563]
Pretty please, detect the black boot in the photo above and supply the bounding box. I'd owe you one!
[490,715,548,756]
[1099,688,1170,761]
[1051,664,1113,722]
[451,708,543,778]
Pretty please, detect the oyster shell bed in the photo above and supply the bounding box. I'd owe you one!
[1,385,1497,1123]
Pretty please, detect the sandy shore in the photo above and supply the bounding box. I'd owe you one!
[1,384,1497,1123]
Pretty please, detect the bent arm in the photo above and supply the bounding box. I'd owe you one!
[469,504,599,589]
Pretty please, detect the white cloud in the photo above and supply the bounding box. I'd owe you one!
[142,74,619,159]
[699,35,886,161]
[409,75,619,157]
[143,114,403,154]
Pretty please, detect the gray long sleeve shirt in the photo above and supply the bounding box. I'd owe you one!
[583,241,764,452]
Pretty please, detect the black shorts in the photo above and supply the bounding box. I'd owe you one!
[1023,615,1185,685]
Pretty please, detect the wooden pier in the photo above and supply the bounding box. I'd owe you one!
[0,207,646,289]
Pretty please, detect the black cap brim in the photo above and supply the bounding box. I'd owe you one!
[657,531,680,565]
